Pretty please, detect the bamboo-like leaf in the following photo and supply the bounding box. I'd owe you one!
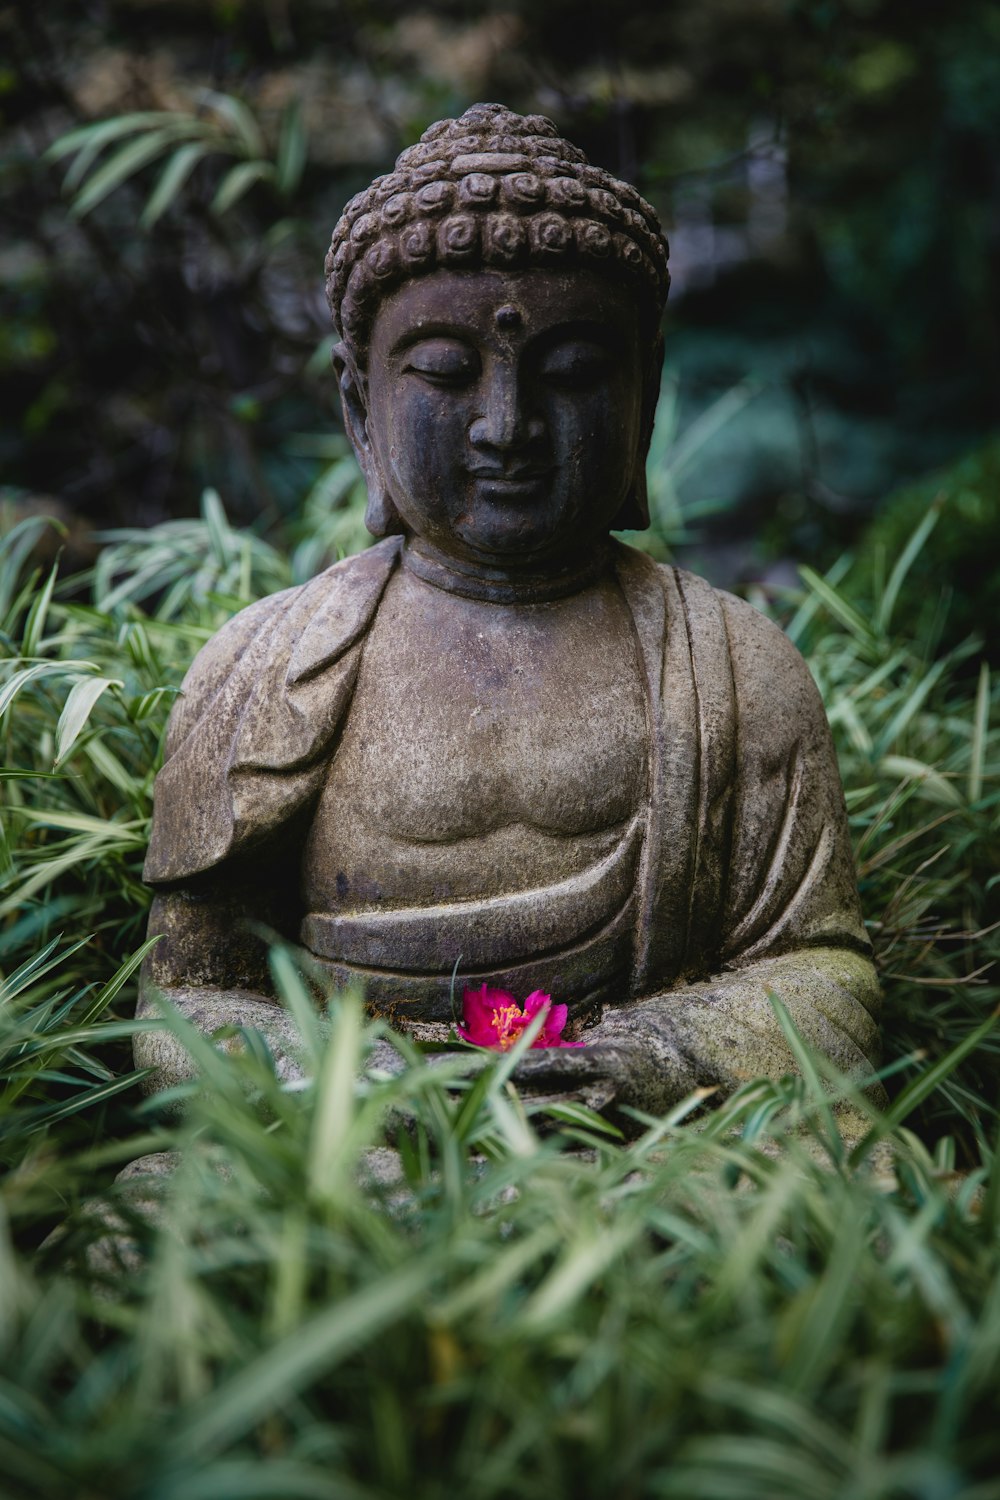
[70,127,193,217]
[21,561,59,657]
[517,1220,637,1327]
[54,676,122,767]
[0,517,64,625]
[768,992,843,1162]
[435,1221,562,1323]
[969,660,990,803]
[45,111,176,161]
[876,496,942,633]
[83,737,140,798]
[0,935,89,1005]
[211,160,275,215]
[878,755,962,807]
[0,831,144,917]
[307,992,364,1200]
[199,90,266,156]
[0,662,91,722]
[875,657,948,755]
[269,946,322,1066]
[783,1208,865,1392]
[83,934,162,1021]
[850,1007,1000,1165]
[799,565,876,647]
[140,142,209,227]
[12,809,143,837]
[62,132,117,194]
[276,98,307,196]
[175,1260,435,1459]
[201,488,232,567]
[667,380,760,486]
[784,555,852,646]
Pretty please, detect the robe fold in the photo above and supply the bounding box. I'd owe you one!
[144,538,876,1051]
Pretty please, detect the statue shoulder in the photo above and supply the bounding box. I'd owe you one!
[711,583,833,757]
[653,561,829,749]
[715,585,823,703]
[164,539,400,758]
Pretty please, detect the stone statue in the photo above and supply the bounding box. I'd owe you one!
[136,104,881,1122]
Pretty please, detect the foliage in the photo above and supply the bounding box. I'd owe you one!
[4,971,1000,1497]
[855,437,1000,654]
[3,0,998,558]
[46,91,308,228]
[777,542,999,1151]
[0,474,998,1492]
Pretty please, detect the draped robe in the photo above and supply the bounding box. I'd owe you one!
[139,537,882,1106]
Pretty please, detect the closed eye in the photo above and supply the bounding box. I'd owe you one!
[403,337,480,386]
[537,340,613,387]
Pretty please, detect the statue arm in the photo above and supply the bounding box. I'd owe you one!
[519,595,883,1122]
[135,870,311,1093]
[589,946,882,1115]
[135,547,400,1095]
[136,593,310,1093]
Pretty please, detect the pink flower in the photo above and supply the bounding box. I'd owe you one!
[457,984,585,1051]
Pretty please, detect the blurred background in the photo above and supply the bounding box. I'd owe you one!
[2,0,998,599]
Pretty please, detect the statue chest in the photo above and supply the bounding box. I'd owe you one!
[302,568,649,910]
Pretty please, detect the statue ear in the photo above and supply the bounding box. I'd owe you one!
[643,331,666,447]
[332,342,404,539]
[611,468,650,532]
[611,331,663,532]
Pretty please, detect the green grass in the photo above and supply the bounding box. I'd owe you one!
[0,482,998,1497]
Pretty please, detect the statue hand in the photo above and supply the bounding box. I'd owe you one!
[511,1008,699,1126]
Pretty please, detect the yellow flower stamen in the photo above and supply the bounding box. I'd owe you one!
[491,1003,527,1051]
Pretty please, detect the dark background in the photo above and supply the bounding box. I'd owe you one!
[2,0,998,587]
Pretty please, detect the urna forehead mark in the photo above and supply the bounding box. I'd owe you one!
[495,304,521,330]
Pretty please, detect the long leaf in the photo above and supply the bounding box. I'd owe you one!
[54,676,122,766]
[45,111,177,161]
[0,662,92,722]
[849,1007,1000,1165]
[21,561,59,657]
[276,99,307,196]
[876,496,942,633]
[799,565,876,648]
[175,1260,435,1459]
[199,90,266,156]
[875,657,948,756]
[71,128,190,217]
[211,161,274,215]
[140,142,209,228]
[969,660,990,803]
[0,935,89,1005]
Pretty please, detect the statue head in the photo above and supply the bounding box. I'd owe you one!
[325,104,670,560]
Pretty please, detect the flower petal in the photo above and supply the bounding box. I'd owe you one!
[463,983,515,1019]
[522,990,552,1018]
[543,1001,568,1036]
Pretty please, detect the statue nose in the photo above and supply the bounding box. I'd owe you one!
[468,368,545,453]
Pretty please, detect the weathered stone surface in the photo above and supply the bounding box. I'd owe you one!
[137,104,881,1126]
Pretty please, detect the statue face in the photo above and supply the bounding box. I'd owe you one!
[354,268,650,567]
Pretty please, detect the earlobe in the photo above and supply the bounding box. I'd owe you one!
[332,342,370,464]
[362,461,405,537]
[644,332,665,443]
[611,467,650,532]
[332,342,404,539]
[613,333,662,532]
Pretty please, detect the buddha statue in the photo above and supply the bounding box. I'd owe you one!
[136,104,881,1121]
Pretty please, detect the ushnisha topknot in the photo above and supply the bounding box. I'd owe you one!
[324,102,670,362]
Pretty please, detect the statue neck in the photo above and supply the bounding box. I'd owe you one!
[401,536,613,605]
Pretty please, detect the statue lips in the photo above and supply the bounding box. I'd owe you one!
[466,464,554,501]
